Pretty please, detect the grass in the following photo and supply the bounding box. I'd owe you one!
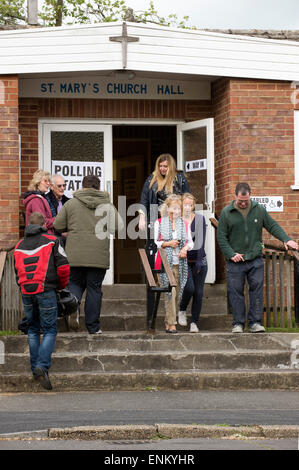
[266,327,299,333]
[0,330,20,336]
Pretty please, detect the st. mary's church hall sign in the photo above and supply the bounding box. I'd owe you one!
[19,76,211,100]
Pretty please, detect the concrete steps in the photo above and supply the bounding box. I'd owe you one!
[60,283,231,332]
[1,284,299,392]
[1,332,299,392]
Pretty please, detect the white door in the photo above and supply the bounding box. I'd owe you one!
[177,118,215,283]
[39,121,114,284]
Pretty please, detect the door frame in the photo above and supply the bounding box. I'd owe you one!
[39,120,114,283]
[177,118,216,284]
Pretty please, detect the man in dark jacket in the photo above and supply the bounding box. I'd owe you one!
[54,175,122,335]
[45,174,70,246]
[217,182,298,333]
[45,174,69,217]
[14,212,70,390]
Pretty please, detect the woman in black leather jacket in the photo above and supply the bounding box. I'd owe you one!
[138,153,190,233]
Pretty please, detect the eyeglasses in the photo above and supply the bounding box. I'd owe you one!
[56,184,66,189]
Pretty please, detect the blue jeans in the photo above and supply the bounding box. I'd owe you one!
[68,267,106,333]
[226,257,264,327]
[179,263,208,324]
[22,290,58,373]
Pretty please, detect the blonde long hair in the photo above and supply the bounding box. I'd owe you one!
[149,154,177,193]
[28,169,51,191]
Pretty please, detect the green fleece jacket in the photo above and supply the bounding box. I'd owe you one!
[217,200,291,261]
[54,189,123,269]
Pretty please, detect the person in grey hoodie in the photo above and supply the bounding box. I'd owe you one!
[54,175,122,334]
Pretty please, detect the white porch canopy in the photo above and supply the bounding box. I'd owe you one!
[0,21,298,81]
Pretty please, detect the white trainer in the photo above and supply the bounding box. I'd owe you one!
[232,324,244,333]
[190,322,199,333]
[248,323,265,333]
[178,311,187,326]
[94,329,103,335]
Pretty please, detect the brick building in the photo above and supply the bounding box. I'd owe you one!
[0,22,299,284]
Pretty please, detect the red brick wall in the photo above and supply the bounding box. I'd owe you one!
[0,75,19,249]
[229,79,296,241]
[212,78,297,280]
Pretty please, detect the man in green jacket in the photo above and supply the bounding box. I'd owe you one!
[217,182,298,333]
[54,175,122,334]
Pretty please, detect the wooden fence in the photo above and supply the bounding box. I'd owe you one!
[0,248,23,331]
[263,246,299,328]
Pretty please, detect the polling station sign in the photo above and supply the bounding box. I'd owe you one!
[52,161,104,198]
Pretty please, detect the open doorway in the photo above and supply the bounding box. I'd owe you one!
[113,125,177,283]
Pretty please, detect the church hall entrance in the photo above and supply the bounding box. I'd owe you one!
[39,119,215,284]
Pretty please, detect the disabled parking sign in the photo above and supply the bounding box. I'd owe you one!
[251,196,283,212]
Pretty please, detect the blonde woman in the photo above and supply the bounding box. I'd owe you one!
[23,170,55,234]
[178,193,208,333]
[154,194,193,333]
[139,154,190,233]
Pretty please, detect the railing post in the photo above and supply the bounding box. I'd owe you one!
[145,239,157,331]
[286,255,292,328]
[265,252,271,327]
[294,258,299,327]
[272,252,278,327]
[279,253,285,328]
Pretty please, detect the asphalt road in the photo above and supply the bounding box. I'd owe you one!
[0,390,299,434]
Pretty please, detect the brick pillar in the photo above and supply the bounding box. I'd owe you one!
[0,75,19,248]
[212,78,296,281]
[212,78,231,282]
[229,79,296,239]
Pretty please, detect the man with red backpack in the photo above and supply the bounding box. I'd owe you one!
[14,212,70,390]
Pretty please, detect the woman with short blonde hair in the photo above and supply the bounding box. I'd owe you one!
[28,170,51,191]
[23,169,55,234]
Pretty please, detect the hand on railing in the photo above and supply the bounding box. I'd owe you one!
[284,240,299,251]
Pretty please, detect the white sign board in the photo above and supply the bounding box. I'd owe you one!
[251,196,283,212]
[19,76,211,100]
[52,161,104,198]
[185,159,207,172]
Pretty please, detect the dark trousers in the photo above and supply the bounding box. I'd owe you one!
[68,267,106,333]
[226,257,264,327]
[180,263,208,324]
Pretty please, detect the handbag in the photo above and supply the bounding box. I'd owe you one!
[56,288,78,318]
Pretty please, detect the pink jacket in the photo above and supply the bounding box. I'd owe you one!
[23,192,55,234]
